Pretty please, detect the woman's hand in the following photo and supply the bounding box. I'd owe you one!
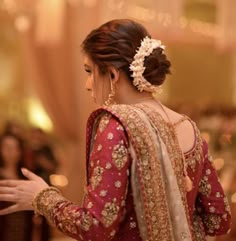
[0,168,49,215]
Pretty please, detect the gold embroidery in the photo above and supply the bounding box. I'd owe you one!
[110,230,116,237]
[184,126,203,171]
[205,169,211,175]
[101,199,120,227]
[59,220,78,235]
[97,144,102,151]
[33,187,82,235]
[192,213,206,241]
[215,192,221,198]
[87,202,93,209]
[199,177,212,196]
[90,166,104,190]
[105,162,112,169]
[224,197,231,214]
[202,214,221,234]
[112,141,128,170]
[93,218,99,226]
[117,124,124,131]
[115,180,122,188]
[133,104,191,237]
[105,104,172,241]
[107,132,114,140]
[209,206,216,213]
[99,190,108,197]
[80,212,93,231]
[130,221,137,228]
[32,187,65,216]
[98,113,111,133]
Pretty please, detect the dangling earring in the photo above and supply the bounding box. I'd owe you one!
[104,78,116,106]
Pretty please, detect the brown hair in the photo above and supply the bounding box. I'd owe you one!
[82,19,171,87]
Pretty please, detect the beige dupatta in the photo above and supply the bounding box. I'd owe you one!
[102,104,192,241]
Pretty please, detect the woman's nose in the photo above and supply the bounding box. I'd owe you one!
[85,78,92,91]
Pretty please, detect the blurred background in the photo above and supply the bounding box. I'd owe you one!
[0,0,235,240]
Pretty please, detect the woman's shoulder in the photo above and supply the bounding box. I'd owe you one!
[88,104,135,128]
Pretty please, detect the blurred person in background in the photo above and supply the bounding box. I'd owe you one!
[27,127,58,241]
[0,133,33,241]
[0,19,232,241]
[2,120,25,141]
[27,127,58,184]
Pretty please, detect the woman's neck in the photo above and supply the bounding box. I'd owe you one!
[111,72,159,105]
[116,86,154,105]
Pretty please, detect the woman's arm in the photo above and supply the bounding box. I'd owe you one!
[1,114,130,241]
[196,141,231,236]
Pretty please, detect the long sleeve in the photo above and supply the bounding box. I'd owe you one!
[196,141,231,236]
[33,114,131,240]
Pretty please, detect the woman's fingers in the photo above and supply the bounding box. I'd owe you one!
[0,204,20,215]
[0,194,16,202]
[0,180,19,187]
[21,168,41,181]
[0,187,15,194]
[0,172,49,215]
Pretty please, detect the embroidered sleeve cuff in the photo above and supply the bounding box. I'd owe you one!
[32,187,66,219]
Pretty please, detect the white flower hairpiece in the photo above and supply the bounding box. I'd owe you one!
[129,36,165,93]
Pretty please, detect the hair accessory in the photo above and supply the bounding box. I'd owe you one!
[129,36,165,93]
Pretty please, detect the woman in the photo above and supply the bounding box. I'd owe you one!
[0,19,231,241]
[0,133,33,241]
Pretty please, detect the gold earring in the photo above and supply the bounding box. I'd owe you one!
[104,80,116,106]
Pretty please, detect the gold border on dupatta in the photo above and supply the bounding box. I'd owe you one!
[103,104,173,241]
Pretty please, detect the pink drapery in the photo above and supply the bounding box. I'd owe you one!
[19,3,99,201]
[216,0,236,50]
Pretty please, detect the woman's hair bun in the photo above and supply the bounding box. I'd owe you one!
[143,48,171,86]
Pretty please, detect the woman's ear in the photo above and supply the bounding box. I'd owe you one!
[108,66,120,84]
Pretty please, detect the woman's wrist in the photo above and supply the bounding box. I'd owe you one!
[32,186,62,216]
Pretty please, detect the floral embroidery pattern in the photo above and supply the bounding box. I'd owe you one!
[80,212,93,231]
[202,214,221,234]
[112,141,128,170]
[90,166,104,190]
[98,113,111,133]
[224,197,231,213]
[115,181,122,188]
[99,190,108,197]
[192,213,206,241]
[199,177,212,196]
[59,220,78,235]
[101,199,120,228]
[107,132,114,140]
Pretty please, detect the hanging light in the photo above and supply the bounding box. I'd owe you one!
[50,174,69,187]
[1,0,37,33]
[27,98,53,132]
[213,158,225,171]
[14,14,31,32]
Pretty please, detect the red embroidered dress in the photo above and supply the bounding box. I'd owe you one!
[34,105,231,241]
